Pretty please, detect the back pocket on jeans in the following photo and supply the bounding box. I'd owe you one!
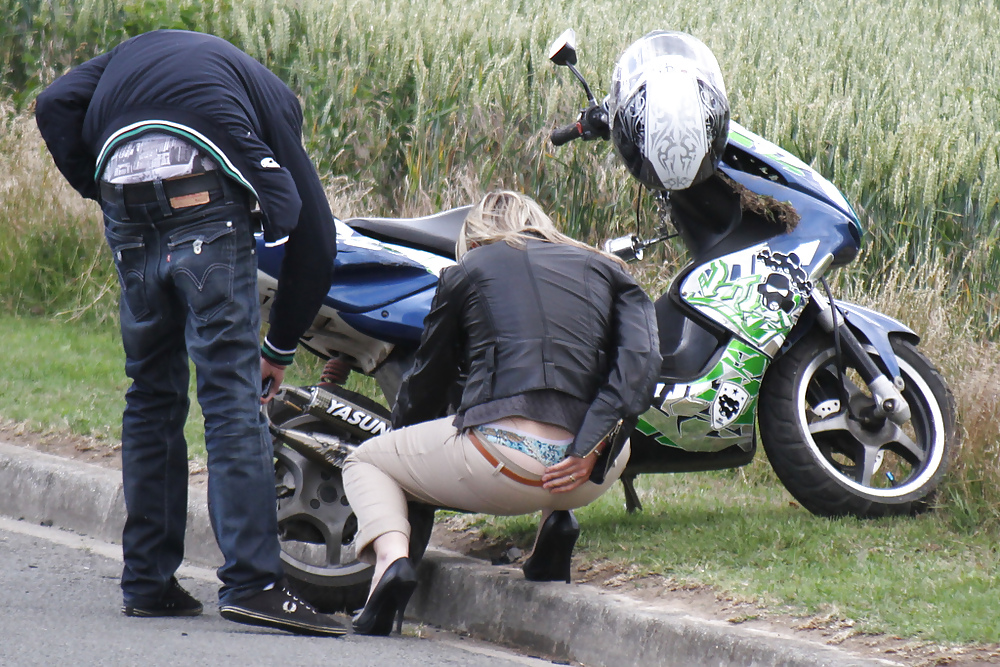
[167,220,237,322]
[104,228,150,321]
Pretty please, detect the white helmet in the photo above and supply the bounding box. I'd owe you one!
[608,31,730,191]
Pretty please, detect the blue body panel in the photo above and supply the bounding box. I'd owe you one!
[257,232,437,345]
[257,235,437,315]
[720,165,862,270]
[339,286,436,345]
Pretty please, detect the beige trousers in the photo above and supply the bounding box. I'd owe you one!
[341,417,630,561]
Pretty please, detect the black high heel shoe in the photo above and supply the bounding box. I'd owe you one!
[352,557,418,636]
[522,510,580,583]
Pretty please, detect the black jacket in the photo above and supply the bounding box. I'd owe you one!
[34,29,335,355]
[393,239,661,472]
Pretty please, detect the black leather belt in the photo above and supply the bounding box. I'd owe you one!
[99,171,224,209]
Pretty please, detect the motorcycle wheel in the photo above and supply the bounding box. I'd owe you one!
[268,388,389,613]
[759,330,957,518]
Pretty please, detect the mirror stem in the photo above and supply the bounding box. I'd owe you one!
[568,64,597,105]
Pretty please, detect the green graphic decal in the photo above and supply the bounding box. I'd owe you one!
[638,339,768,452]
[728,129,755,149]
[681,246,812,357]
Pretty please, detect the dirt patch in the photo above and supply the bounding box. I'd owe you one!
[1,419,123,468]
[0,418,208,487]
[3,418,998,666]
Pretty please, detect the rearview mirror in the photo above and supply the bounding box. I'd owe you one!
[548,29,577,67]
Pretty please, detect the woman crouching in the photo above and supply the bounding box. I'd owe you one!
[342,190,660,635]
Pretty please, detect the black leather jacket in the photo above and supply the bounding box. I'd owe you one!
[392,238,660,473]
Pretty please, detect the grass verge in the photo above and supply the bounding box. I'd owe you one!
[472,467,1000,645]
[0,315,374,460]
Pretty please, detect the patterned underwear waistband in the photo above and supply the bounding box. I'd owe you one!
[472,425,569,468]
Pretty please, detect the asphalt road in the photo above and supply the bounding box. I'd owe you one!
[0,516,553,667]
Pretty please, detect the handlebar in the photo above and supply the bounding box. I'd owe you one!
[549,104,610,146]
[550,122,583,146]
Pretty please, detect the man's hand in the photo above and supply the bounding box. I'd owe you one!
[542,453,598,493]
[260,357,285,404]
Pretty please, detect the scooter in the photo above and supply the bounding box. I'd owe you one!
[258,30,956,612]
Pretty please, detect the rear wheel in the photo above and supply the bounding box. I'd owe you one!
[759,331,957,518]
[267,388,389,613]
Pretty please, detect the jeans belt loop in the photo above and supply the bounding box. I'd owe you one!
[152,179,173,218]
[114,183,129,221]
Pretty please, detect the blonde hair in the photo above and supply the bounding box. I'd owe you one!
[456,190,625,266]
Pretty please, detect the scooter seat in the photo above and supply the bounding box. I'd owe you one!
[345,205,472,258]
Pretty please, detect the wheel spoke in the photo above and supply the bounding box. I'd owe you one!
[888,428,926,466]
[857,444,882,486]
[278,492,354,567]
[840,377,880,417]
[276,489,307,522]
[316,517,350,566]
[807,411,851,435]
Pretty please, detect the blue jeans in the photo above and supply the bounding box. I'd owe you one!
[102,181,283,605]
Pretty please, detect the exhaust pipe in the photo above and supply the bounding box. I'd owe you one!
[264,384,393,469]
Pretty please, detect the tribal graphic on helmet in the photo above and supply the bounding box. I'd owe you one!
[608,31,730,191]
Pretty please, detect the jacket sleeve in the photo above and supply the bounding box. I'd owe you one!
[34,51,113,201]
[569,264,661,460]
[391,266,466,428]
[253,89,338,363]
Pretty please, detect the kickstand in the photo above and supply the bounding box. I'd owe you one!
[620,474,643,513]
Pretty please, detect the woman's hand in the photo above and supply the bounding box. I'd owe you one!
[542,453,598,493]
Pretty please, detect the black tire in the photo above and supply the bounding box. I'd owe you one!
[267,387,389,613]
[759,331,957,518]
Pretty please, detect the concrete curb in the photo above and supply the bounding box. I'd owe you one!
[411,554,899,667]
[0,442,900,667]
[0,443,221,565]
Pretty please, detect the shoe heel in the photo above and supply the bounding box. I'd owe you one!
[393,582,416,634]
[523,510,580,583]
[353,558,418,636]
[394,605,405,634]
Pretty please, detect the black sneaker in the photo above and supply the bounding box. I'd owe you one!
[219,581,346,637]
[122,577,204,617]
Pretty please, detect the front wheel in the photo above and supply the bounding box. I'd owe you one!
[759,331,957,518]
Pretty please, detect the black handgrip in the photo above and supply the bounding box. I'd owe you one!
[550,122,582,146]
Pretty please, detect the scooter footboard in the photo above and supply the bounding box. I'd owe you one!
[624,429,755,475]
